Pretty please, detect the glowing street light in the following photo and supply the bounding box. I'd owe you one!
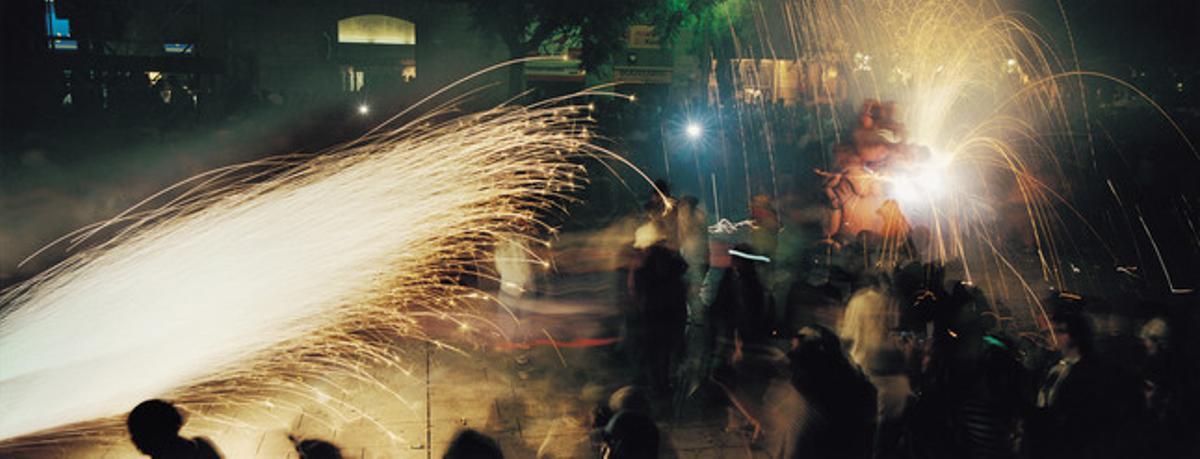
[358,104,370,115]
[685,121,703,140]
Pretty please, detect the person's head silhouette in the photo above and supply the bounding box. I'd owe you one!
[444,429,503,458]
[127,399,221,458]
[292,436,343,459]
[128,400,184,455]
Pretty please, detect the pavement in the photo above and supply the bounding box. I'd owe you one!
[3,345,770,458]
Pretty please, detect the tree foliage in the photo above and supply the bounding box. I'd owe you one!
[458,0,725,72]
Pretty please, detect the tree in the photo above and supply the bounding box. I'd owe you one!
[458,0,720,95]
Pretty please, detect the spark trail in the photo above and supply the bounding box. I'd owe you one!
[733,0,1192,301]
[0,96,608,442]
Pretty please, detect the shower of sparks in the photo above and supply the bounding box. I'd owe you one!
[731,0,1196,312]
[776,0,1085,284]
[0,91,621,446]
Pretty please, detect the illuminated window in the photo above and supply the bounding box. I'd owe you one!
[164,43,194,54]
[342,66,365,92]
[45,0,76,51]
[44,0,70,37]
[337,15,415,45]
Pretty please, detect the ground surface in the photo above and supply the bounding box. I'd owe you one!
[0,269,774,458]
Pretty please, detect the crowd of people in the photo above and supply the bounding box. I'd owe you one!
[126,399,512,458]
[123,394,661,458]
[604,171,1198,458]
[587,100,1196,458]
[117,99,1196,458]
[118,185,1198,458]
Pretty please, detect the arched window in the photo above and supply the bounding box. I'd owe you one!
[337,15,415,45]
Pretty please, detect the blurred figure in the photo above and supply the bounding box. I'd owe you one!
[675,196,710,305]
[840,288,899,368]
[601,411,660,459]
[909,282,1029,459]
[783,324,876,458]
[644,179,678,249]
[838,288,912,458]
[126,399,221,459]
[444,428,503,459]
[782,280,842,343]
[1140,316,1170,359]
[495,230,538,342]
[630,221,689,396]
[712,244,775,357]
[289,436,342,459]
[1138,308,1200,458]
[772,197,827,329]
[675,196,712,401]
[1025,302,1147,459]
[709,245,776,440]
[495,236,535,304]
[1140,316,1173,414]
[591,386,679,458]
[608,385,653,416]
[749,194,780,256]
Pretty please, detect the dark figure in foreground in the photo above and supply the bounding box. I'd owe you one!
[708,245,776,437]
[602,410,660,459]
[126,399,222,459]
[909,282,1029,459]
[444,428,503,459]
[630,230,689,395]
[710,244,774,359]
[784,324,877,459]
[1026,301,1148,459]
[290,435,342,459]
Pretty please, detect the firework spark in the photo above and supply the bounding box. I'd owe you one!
[726,0,1188,310]
[0,92,609,444]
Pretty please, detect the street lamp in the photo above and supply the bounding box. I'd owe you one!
[685,121,703,140]
[358,104,370,115]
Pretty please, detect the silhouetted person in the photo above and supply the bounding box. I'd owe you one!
[645,179,679,249]
[1026,301,1147,459]
[290,436,342,459]
[1139,308,1200,458]
[608,385,653,416]
[602,411,660,459]
[838,287,913,459]
[675,195,709,303]
[709,245,775,438]
[630,232,689,395]
[711,244,773,356]
[784,325,876,459]
[444,429,503,459]
[126,399,221,459]
[909,282,1028,459]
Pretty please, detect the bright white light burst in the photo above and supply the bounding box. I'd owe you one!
[0,99,607,442]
